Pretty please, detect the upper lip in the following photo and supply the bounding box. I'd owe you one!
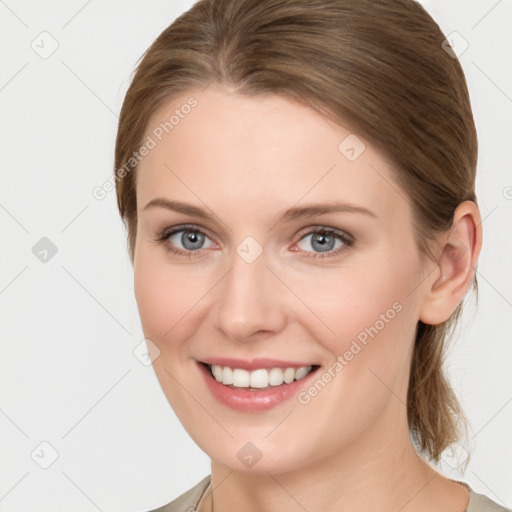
[199,357,318,371]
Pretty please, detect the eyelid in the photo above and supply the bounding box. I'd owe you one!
[158,223,215,241]
[156,223,355,259]
[158,223,353,244]
[291,226,354,258]
[295,224,354,242]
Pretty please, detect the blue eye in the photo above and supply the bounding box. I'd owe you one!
[156,225,214,258]
[294,227,354,259]
[155,225,354,260]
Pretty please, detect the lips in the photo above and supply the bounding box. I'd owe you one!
[196,359,321,412]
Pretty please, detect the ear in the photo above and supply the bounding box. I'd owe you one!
[419,201,483,325]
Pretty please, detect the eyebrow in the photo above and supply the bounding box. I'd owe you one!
[142,198,377,222]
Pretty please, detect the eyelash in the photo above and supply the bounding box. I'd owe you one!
[154,224,354,260]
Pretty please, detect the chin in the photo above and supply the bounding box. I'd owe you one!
[188,429,317,475]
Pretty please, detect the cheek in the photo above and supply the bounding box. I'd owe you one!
[286,267,418,454]
[290,258,418,352]
[133,248,216,353]
[289,253,421,412]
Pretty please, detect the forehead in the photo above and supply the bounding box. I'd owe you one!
[136,85,409,224]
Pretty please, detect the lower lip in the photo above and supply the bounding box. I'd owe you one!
[197,362,319,412]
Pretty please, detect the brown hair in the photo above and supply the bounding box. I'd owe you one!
[114,0,478,464]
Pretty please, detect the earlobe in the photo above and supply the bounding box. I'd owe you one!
[419,201,483,325]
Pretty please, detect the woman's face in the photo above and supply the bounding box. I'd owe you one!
[134,85,434,473]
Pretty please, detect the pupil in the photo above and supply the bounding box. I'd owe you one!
[313,233,333,252]
[183,230,203,249]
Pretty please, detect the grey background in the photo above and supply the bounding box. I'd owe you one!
[0,0,511,510]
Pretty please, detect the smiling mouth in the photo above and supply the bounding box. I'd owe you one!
[202,362,320,390]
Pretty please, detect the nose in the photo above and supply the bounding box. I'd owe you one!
[213,246,286,343]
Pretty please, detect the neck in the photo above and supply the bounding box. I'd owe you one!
[200,400,465,512]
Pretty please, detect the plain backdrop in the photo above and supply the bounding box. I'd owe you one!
[0,1,511,510]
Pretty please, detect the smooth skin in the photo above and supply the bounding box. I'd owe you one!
[133,84,482,512]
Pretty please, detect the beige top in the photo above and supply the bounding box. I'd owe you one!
[148,475,511,512]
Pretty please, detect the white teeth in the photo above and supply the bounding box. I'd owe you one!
[232,368,250,387]
[295,366,310,380]
[250,369,269,388]
[283,368,295,384]
[209,364,314,388]
[268,368,284,386]
[222,366,233,385]
[212,365,223,382]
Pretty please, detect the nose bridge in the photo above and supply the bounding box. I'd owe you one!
[213,235,285,340]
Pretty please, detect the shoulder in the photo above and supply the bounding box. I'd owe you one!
[461,481,511,512]
[145,475,512,512]
[146,475,211,512]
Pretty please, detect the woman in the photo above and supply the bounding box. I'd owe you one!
[114,1,510,511]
